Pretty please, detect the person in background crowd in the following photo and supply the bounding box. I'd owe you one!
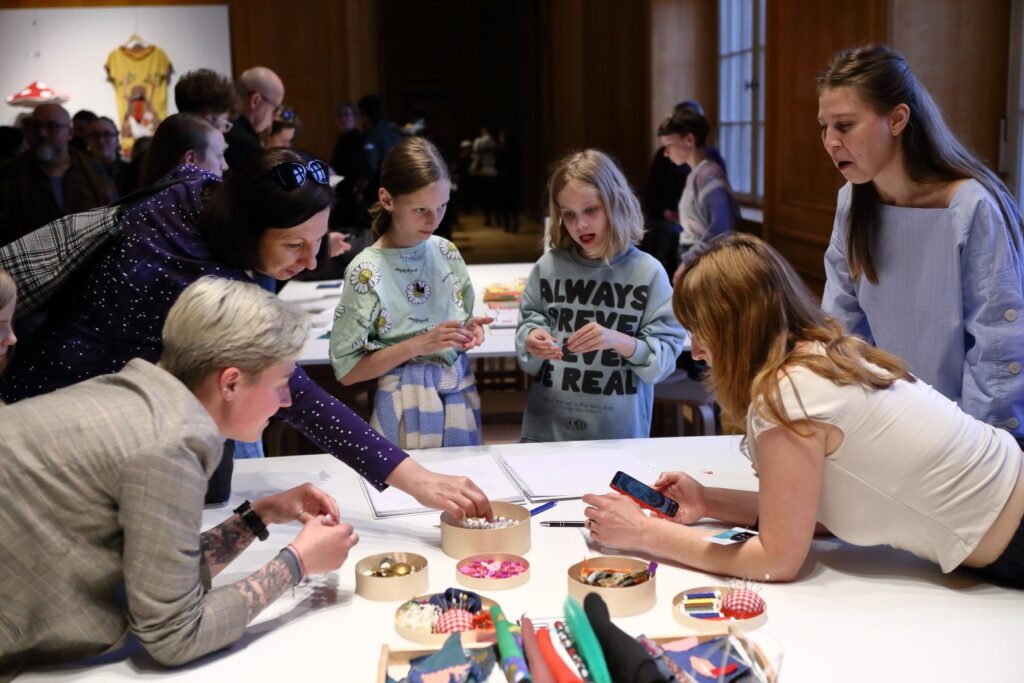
[640,100,728,277]
[0,126,25,165]
[658,107,740,285]
[818,44,1024,448]
[139,113,228,187]
[357,94,404,216]
[585,234,1024,588]
[175,67,237,134]
[265,108,299,149]
[70,108,98,152]
[330,101,366,231]
[0,104,112,246]
[86,116,132,198]
[470,125,498,225]
[225,66,284,170]
[0,277,360,673]
[0,148,492,518]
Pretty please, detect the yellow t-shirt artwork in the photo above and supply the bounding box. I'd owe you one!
[105,45,173,153]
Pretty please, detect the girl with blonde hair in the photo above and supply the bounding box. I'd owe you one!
[583,234,1024,585]
[515,149,684,441]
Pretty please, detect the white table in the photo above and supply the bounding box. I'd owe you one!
[280,263,534,365]
[280,262,691,366]
[22,436,1024,681]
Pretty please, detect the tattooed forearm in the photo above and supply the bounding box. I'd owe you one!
[234,557,296,623]
[200,515,255,578]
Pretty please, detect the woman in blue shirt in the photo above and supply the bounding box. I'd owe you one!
[818,44,1024,445]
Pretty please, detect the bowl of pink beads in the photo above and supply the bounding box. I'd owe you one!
[455,553,531,590]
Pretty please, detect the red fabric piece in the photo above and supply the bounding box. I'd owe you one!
[536,627,583,683]
[520,616,555,683]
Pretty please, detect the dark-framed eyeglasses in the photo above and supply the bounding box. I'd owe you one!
[270,159,330,189]
[86,130,118,140]
[29,120,70,133]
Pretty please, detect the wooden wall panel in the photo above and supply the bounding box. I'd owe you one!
[650,0,718,156]
[545,0,652,188]
[763,1,887,289]
[890,0,1011,170]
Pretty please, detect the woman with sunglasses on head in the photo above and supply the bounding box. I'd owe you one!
[818,45,1024,448]
[330,137,493,448]
[0,149,493,520]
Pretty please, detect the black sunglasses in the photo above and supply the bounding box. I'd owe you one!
[270,160,330,189]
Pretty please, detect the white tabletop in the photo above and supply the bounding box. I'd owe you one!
[23,436,1024,681]
[280,262,534,365]
[281,261,690,366]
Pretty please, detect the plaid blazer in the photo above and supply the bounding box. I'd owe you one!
[0,359,247,672]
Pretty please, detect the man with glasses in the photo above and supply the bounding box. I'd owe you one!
[0,104,112,246]
[225,66,285,171]
[175,68,236,136]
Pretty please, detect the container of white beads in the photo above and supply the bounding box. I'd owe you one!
[440,501,531,559]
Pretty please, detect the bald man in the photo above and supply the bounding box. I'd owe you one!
[225,66,285,171]
[0,104,113,246]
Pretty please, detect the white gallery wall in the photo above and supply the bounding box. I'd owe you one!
[0,5,231,126]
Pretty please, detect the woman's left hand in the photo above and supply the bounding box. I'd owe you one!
[582,492,655,551]
[387,458,493,520]
[253,483,341,525]
[461,315,494,351]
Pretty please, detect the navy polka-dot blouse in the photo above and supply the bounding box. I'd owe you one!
[0,165,405,490]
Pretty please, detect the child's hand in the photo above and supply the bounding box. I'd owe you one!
[526,328,563,360]
[567,322,632,354]
[417,320,474,355]
[461,316,494,351]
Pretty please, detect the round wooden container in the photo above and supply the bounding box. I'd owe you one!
[566,555,657,617]
[672,585,767,633]
[354,552,428,602]
[455,553,531,591]
[440,501,531,559]
[394,592,499,646]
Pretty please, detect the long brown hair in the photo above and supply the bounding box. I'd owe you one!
[369,136,448,240]
[818,44,1024,283]
[674,233,914,432]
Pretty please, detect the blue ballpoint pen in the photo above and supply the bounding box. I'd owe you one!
[529,500,557,516]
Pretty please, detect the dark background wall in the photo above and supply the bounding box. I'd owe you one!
[2,0,1014,285]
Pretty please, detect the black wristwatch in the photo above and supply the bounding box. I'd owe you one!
[233,500,269,541]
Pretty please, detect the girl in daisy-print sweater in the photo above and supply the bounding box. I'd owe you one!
[330,137,492,449]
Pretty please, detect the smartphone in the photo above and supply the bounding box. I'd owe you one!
[610,471,679,518]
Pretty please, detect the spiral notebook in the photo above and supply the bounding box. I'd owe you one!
[360,447,658,518]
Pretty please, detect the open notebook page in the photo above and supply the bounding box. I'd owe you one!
[360,452,525,518]
[495,447,659,501]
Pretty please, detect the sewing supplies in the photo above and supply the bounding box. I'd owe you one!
[673,584,767,632]
[491,604,531,682]
[395,588,500,645]
[566,555,658,617]
[456,553,531,590]
[354,551,428,601]
[459,516,520,529]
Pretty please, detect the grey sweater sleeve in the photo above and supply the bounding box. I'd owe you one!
[680,185,739,268]
[624,255,686,384]
[515,261,549,376]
